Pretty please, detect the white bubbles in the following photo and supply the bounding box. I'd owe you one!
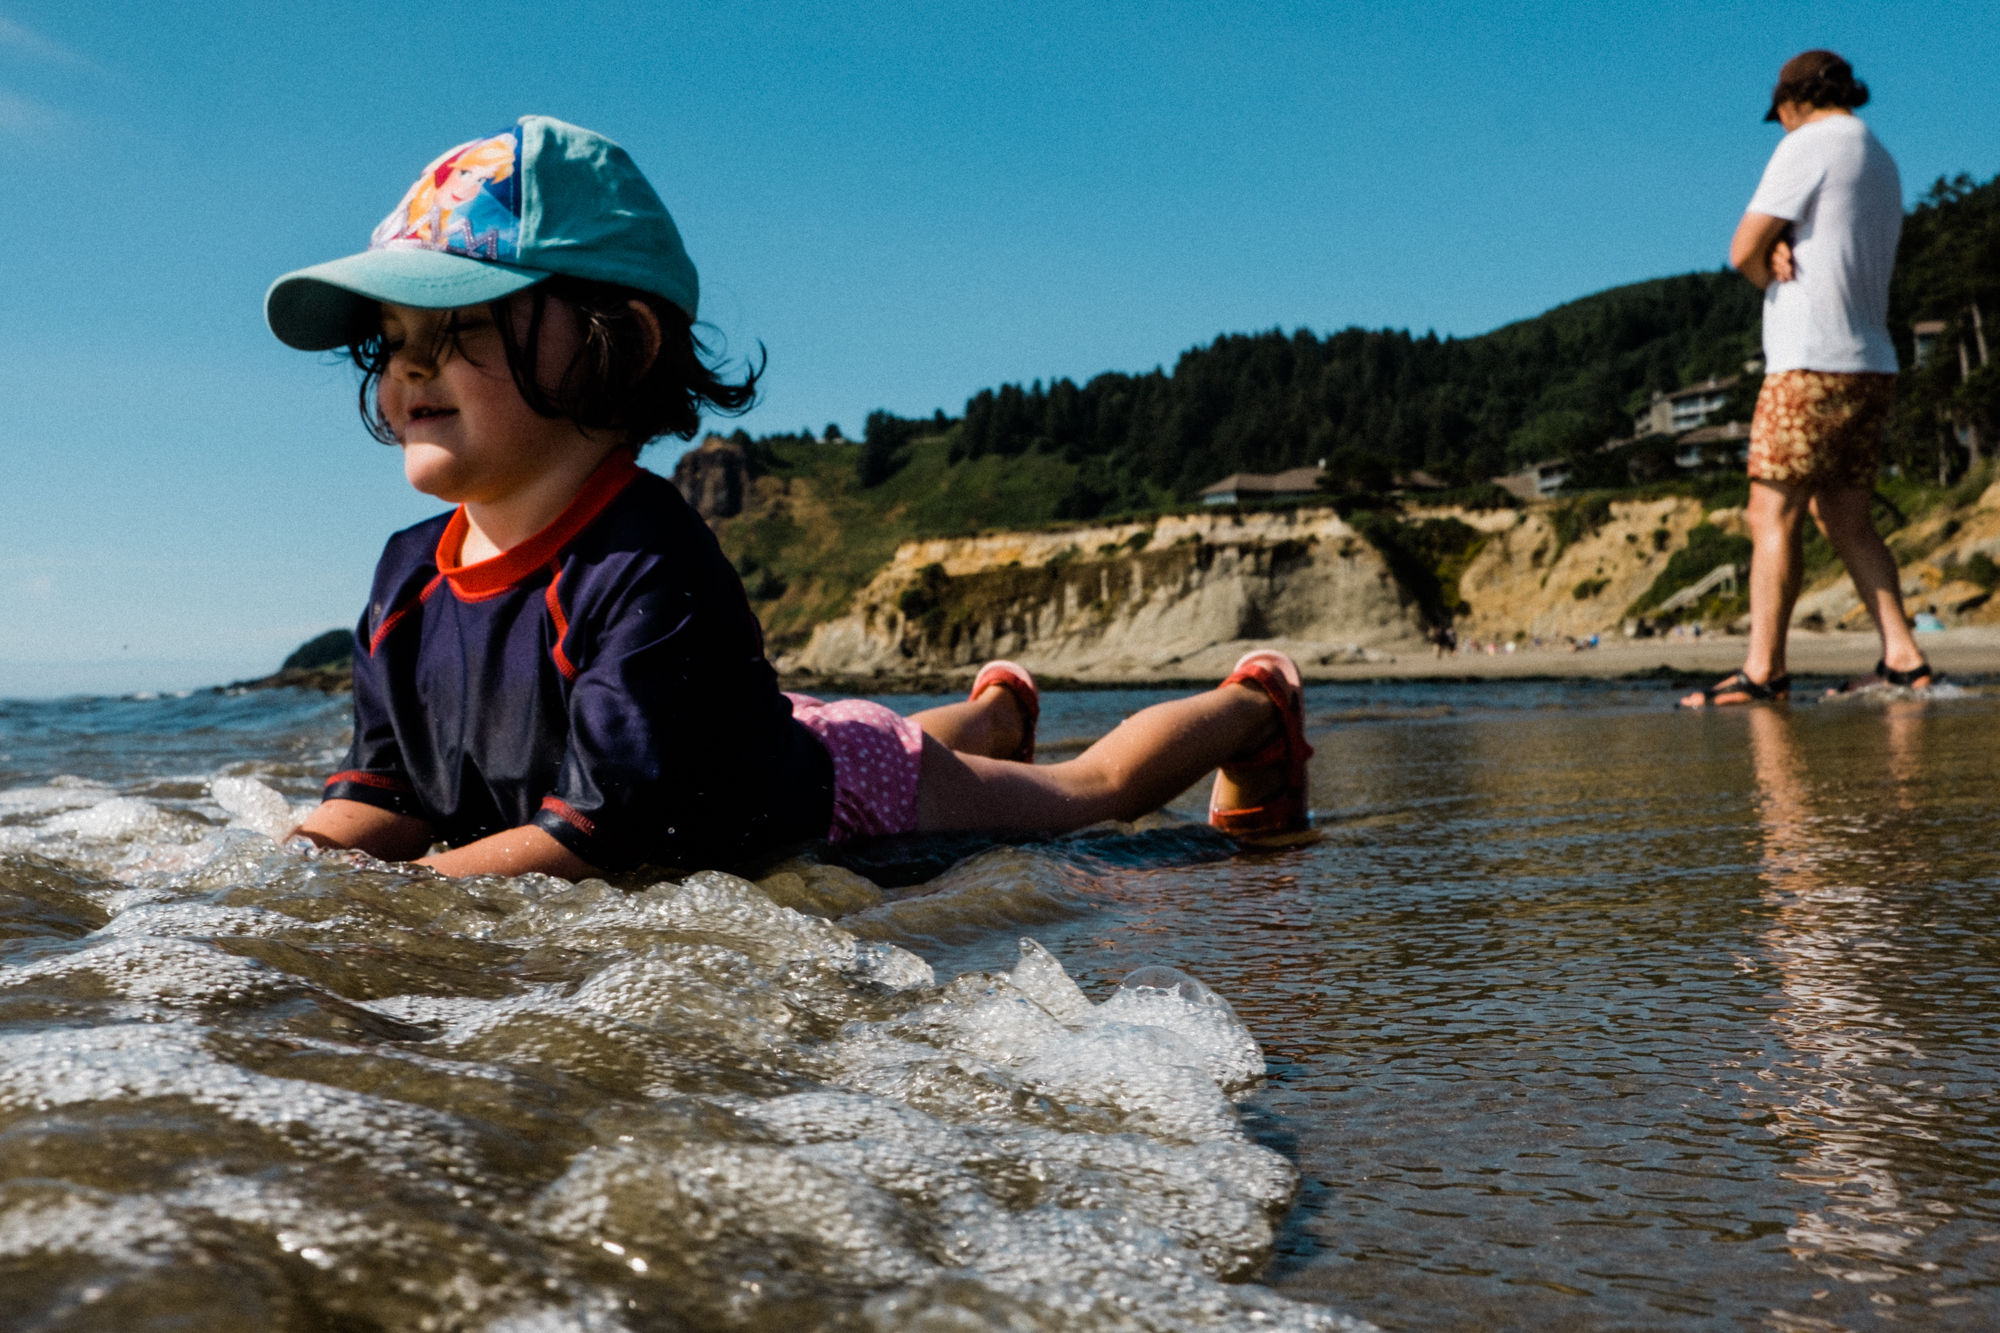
[0,778,116,820]
[0,1188,185,1270]
[1008,938,1093,1025]
[209,775,300,841]
[0,772,1362,1331]
[1095,966,1268,1094]
[37,795,164,842]
[1,934,284,1007]
[853,939,938,991]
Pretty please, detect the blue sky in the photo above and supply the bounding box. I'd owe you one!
[2,0,1997,698]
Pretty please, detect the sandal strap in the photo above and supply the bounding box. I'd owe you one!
[1699,671,1789,704]
[970,661,1039,763]
[1219,658,1315,769]
[1210,651,1314,840]
[1877,660,1937,688]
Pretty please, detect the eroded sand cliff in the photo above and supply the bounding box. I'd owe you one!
[785,508,1429,682]
[783,484,2000,683]
[1453,497,1711,643]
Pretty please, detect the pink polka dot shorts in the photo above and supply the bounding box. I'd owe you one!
[784,693,926,841]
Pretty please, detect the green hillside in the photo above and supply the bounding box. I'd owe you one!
[710,169,2000,647]
[713,432,1087,648]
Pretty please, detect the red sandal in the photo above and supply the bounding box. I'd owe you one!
[970,660,1039,763]
[1208,650,1315,843]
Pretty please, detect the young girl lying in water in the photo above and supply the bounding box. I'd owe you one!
[268,116,1314,879]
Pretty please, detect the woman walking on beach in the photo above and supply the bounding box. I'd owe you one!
[1683,51,1933,707]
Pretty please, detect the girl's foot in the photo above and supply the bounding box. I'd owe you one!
[969,660,1038,763]
[1208,650,1314,843]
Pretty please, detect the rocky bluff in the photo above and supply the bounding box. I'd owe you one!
[671,435,749,522]
[780,508,1432,684]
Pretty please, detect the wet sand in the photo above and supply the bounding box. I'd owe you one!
[1302,625,2000,682]
[780,627,2000,696]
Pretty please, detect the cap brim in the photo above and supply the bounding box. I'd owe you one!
[265,247,551,351]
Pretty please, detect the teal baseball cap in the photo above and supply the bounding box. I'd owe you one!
[266,115,699,351]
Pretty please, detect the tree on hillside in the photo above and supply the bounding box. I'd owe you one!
[858,409,948,487]
[954,270,1762,500]
[735,169,1999,513]
[1888,173,2000,480]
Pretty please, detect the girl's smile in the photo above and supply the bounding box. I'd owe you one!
[378,299,625,560]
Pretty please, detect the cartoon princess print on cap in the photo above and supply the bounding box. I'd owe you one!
[370,127,522,262]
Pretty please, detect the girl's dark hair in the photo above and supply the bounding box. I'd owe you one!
[348,277,762,448]
[1773,53,1869,113]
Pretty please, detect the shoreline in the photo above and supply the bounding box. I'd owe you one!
[1293,625,2000,684]
[214,626,2000,698]
[780,627,2000,693]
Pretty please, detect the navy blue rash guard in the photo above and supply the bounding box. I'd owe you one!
[324,451,835,870]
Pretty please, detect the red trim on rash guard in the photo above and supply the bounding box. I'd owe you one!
[539,796,596,837]
[544,562,577,679]
[435,450,641,600]
[368,574,445,657]
[326,770,414,793]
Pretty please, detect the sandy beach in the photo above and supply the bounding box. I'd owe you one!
[775,625,2000,694]
[1300,625,2000,682]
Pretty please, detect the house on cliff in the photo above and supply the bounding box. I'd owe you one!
[1198,466,1328,506]
[1635,377,1737,437]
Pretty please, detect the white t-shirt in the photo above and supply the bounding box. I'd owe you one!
[1746,115,1902,374]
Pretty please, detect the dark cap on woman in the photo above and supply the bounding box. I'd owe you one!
[1765,50,1870,122]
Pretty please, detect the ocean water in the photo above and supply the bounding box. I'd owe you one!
[1,678,1997,1330]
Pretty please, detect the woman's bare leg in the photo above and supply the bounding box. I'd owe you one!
[910,686,1023,760]
[915,683,1280,832]
[1811,486,1927,674]
[1681,478,1805,705]
[1741,479,1809,681]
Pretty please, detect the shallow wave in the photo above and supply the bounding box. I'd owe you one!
[0,771,1371,1330]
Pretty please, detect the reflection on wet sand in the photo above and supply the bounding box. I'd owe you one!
[1747,703,1960,1315]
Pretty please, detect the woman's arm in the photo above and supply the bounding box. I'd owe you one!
[292,798,434,861]
[1730,211,1794,289]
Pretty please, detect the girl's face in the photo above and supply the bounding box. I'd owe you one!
[377,297,598,508]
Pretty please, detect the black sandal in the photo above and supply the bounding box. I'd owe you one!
[1682,671,1791,707]
[1878,659,1941,688]
[1829,659,1943,694]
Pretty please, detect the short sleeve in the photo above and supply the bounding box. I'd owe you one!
[1747,132,1824,223]
[322,611,423,818]
[524,548,807,870]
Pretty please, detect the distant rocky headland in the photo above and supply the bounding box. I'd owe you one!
[227,628,356,694]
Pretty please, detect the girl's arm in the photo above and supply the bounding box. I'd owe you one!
[415,825,597,880]
[294,801,597,879]
[292,798,434,861]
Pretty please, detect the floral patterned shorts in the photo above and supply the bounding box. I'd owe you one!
[1747,370,1897,490]
[784,693,926,841]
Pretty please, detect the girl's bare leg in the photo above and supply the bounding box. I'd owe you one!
[915,683,1280,832]
[910,686,1024,760]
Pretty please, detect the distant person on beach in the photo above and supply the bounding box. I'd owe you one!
[1683,51,1935,706]
[267,118,1315,880]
